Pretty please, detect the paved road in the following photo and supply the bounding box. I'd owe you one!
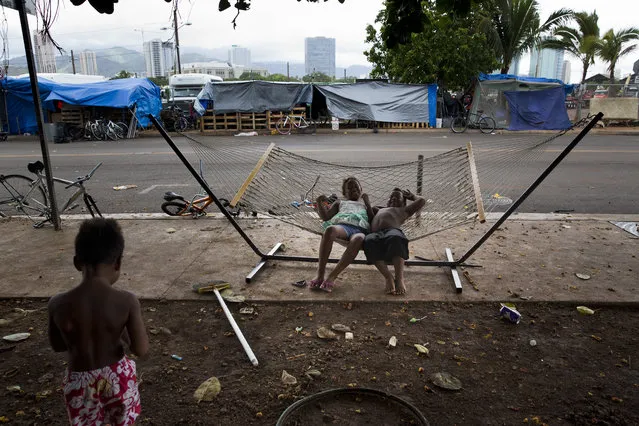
[1,131,638,215]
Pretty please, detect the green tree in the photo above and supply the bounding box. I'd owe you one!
[147,76,169,87]
[541,11,600,83]
[266,73,299,82]
[364,5,499,89]
[238,71,267,80]
[479,0,573,73]
[111,70,133,80]
[302,72,332,82]
[595,27,639,95]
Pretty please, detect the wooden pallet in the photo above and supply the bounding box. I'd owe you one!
[201,107,307,132]
[60,107,84,126]
[378,121,429,129]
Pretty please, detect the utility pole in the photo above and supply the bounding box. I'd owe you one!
[70,50,76,74]
[173,8,181,74]
[16,0,60,230]
[286,61,289,79]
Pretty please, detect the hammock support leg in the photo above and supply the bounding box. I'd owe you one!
[246,243,284,283]
[445,248,463,293]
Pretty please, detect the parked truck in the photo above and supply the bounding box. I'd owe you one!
[165,73,223,112]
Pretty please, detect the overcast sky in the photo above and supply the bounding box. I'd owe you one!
[1,0,638,82]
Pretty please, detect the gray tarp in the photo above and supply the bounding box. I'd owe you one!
[194,81,312,115]
[315,81,437,125]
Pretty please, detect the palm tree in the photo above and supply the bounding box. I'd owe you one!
[541,11,599,83]
[480,0,573,74]
[595,28,639,95]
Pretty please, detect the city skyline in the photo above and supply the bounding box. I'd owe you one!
[305,37,336,77]
[32,30,57,74]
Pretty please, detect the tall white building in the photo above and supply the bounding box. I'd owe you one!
[561,60,571,83]
[79,51,98,76]
[529,48,565,80]
[33,30,57,73]
[304,37,336,78]
[144,39,167,78]
[228,45,251,67]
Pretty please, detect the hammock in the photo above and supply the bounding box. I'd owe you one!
[179,126,574,242]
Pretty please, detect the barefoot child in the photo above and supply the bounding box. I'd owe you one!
[364,188,425,295]
[48,218,149,426]
[310,176,374,292]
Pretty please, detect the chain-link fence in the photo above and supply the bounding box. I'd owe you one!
[567,82,639,121]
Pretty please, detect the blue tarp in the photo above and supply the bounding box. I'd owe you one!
[504,86,571,130]
[1,77,161,134]
[479,73,576,95]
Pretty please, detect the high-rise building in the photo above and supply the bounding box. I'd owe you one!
[144,39,167,78]
[33,30,57,73]
[562,60,571,83]
[162,41,175,75]
[529,48,565,80]
[304,37,336,78]
[228,45,251,67]
[79,51,98,75]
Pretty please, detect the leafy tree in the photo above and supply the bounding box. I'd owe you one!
[111,70,133,80]
[541,11,600,84]
[364,5,499,89]
[238,71,267,80]
[478,0,573,73]
[148,76,169,87]
[302,72,332,82]
[595,27,639,94]
[266,73,299,82]
[335,76,357,83]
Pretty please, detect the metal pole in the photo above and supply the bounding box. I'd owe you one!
[17,1,60,230]
[416,154,424,195]
[70,50,76,74]
[457,112,603,263]
[173,8,181,74]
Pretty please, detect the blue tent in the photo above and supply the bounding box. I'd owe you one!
[1,77,161,134]
[504,86,572,130]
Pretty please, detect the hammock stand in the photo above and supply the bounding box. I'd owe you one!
[149,113,602,293]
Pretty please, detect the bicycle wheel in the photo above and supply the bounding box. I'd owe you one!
[276,117,292,135]
[91,123,105,141]
[174,117,188,132]
[161,201,188,216]
[479,117,496,134]
[116,122,129,138]
[0,175,48,219]
[451,116,467,133]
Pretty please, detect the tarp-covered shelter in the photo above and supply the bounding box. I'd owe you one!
[194,81,312,115]
[470,73,574,130]
[195,80,437,127]
[0,77,162,135]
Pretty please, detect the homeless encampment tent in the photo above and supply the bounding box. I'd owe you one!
[470,73,574,130]
[0,77,162,135]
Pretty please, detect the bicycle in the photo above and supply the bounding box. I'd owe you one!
[450,110,496,134]
[0,161,102,228]
[275,112,316,135]
[161,192,244,218]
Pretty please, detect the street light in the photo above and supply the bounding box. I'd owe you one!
[161,14,191,75]
[133,28,145,45]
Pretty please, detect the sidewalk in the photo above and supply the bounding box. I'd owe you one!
[1,213,637,304]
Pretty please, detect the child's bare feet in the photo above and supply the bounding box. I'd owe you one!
[385,277,396,295]
[394,278,407,295]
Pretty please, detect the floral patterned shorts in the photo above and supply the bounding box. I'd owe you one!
[63,357,140,426]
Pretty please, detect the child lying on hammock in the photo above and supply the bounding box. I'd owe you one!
[364,188,425,295]
[309,176,374,292]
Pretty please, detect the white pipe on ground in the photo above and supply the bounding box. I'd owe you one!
[213,288,259,366]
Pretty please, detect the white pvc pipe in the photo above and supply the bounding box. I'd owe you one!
[213,289,259,366]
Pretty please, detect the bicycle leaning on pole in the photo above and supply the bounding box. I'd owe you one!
[0,161,103,228]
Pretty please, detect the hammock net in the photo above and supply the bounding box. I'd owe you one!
[175,126,575,242]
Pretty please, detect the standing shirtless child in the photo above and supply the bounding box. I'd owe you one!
[364,188,425,295]
[48,218,149,426]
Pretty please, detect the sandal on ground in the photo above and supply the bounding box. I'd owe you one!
[319,280,335,293]
[309,279,323,290]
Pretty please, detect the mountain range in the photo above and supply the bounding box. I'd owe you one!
[6,46,371,79]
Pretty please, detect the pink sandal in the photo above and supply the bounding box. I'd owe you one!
[319,280,335,293]
[309,279,323,290]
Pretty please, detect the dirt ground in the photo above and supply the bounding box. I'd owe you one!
[1,298,638,425]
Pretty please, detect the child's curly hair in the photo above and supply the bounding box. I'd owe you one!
[75,218,124,266]
[341,177,362,197]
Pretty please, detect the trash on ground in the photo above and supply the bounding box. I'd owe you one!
[234,131,258,137]
[304,369,321,380]
[166,228,177,234]
[295,326,303,333]
[388,336,397,348]
[499,305,521,324]
[431,372,462,390]
[6,385,22,393]
[409,316,427,323]
[414,344,429,355]
[577,306,595,315]
[2,332,30,342]
[529,339,537,347]
[291,280,306,288]
[194,376,221,402]
[112,184,138,190]
[239,307,254,315]
[281,370,297,385]
[331,323,351,332]
[171,354,183,361]
[561,224,572,229]
[609,221,639,237]
[575,273,591,280]
[317,326,337,340]
[345,332,354,340]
